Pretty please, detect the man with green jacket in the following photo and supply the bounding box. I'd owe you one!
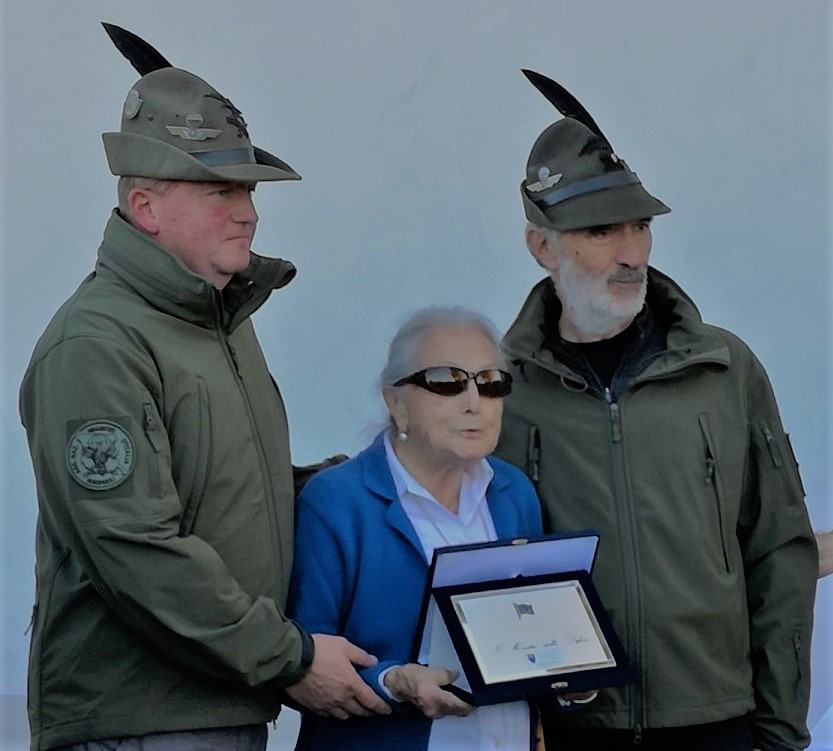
[19,37,388,751]
[495,71,818,751]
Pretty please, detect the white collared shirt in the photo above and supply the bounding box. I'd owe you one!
[382,433,530,751]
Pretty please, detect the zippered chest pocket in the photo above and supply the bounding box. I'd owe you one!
[173,378,213,537]
[698,413,731,572]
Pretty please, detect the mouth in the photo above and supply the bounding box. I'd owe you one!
[608,275,645,293]
[609,272,644,283]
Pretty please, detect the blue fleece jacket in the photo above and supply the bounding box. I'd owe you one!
[287,433,543,750]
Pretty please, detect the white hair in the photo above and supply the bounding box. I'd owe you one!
[525,220,560,245]
[379,305,506,388]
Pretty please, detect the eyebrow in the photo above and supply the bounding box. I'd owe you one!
[584,223,615,232]
[585,218,653,231]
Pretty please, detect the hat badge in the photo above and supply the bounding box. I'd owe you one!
[165,112,221,142]
[527,166,563,193]
[123,89,142,119]
[206,92,249,138]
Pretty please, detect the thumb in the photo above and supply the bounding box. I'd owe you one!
[435,667,459,685]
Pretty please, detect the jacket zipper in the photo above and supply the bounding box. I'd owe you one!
[213,292,283,570]
[792,631,803,697]
[604,387,644,737]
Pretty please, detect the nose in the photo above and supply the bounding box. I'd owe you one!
[460,378,482,411]
[234,190,258,225]
[616,224,651,268]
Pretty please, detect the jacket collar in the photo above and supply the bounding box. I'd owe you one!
[503,267,731,380]
[96,210,296,331]
[359,433,427,558]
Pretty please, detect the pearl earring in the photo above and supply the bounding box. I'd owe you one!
[397,429,408,442]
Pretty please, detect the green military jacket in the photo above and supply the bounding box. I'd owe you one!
[496,270,817,751]
[20,212,307,750]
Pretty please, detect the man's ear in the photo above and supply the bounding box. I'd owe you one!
[526,227,558,272]
[127,187,160,235]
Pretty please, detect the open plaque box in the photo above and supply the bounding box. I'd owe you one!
[413,531,636,706]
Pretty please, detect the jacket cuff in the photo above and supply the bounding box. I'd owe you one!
[294,621,315,671]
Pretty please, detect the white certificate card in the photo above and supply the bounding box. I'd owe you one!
[451,580,616,684]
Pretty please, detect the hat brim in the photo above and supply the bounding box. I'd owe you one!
[523,180,670,231]
[103,132,301,182]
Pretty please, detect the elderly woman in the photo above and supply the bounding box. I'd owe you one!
[287,306,543,750]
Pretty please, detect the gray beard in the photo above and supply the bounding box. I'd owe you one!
[553,256,646,339]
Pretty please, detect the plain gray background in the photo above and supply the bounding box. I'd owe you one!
[1,1,831,748]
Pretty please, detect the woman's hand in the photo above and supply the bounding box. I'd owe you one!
[384,663,474,720]
[816,529,833,578]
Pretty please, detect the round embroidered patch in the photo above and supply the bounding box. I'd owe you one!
[66,420,135,491]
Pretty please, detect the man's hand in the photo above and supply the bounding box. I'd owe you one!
[816,529,833,578]
[384,663,473,720]
[285,634,392,719]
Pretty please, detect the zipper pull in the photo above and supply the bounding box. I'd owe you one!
[634,724,643,745]
[609,401,621,443]
[793,631,803,678]
[760,423,783,468]
[526,426,540,485]
[142,403,163,452]
[704,455,716,485]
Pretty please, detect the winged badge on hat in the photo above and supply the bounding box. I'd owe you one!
[101,22,300,183]
[520,69,669,231]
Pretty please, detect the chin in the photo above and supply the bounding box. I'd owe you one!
[604,292,645,318]
[221,256,252,277]
[454,439,496,463]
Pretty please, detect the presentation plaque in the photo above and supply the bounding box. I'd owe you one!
[414,531,636,705]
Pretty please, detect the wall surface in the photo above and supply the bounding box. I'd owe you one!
[1,1,831,748]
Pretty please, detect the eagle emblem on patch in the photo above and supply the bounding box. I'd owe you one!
[66,420,135,491]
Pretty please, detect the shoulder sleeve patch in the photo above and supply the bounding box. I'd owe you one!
[66,420,135,491]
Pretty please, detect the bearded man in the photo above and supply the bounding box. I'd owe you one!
[495,71,818,751]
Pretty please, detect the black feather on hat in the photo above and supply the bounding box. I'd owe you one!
[102,23,172,75]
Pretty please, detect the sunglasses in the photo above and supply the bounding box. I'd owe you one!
[393,366,513,398]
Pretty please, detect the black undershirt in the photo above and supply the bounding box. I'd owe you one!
[570,320,640,389]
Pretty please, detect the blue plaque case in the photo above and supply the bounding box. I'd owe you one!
[413,530,637,706]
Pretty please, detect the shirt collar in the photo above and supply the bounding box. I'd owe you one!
[382,431,494,524]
